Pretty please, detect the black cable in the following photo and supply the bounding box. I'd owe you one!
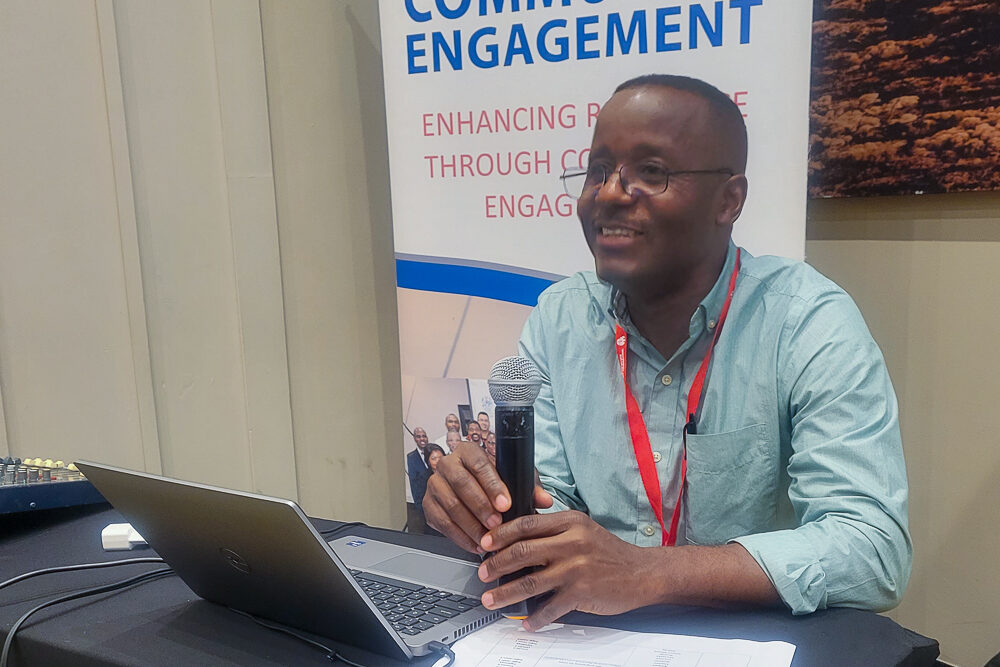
[0,557,165,593]
[428,640,456,666]
[0,567,173,667]
[229,609,458,667]
[1,554,458,666]
[319,521,368,539]
[228,608,366,666]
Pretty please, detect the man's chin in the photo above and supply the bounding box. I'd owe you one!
[594,262,636,291]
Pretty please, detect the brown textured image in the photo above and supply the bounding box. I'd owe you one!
[808,0,1000,197]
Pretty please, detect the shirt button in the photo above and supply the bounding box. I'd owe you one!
[707,318,717,329]
[642,525,656,537]
[652,452,662,463]
[660,374,672,386]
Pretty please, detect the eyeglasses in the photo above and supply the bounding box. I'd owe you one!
[560,163,734,199]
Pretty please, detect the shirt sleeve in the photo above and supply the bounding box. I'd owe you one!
[733,289,912,614]
[518,302,588,514]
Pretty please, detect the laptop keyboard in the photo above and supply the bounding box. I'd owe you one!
[349,569,482,636]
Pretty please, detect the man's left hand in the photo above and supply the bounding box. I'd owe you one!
[477,511,660,630]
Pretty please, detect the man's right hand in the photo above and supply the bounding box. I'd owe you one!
[423,441,553,553]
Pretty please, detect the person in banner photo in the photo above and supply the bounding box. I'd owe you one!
[406,427,430,511]
[423,74,911,629]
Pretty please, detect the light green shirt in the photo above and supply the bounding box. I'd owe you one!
[518,242,911,614]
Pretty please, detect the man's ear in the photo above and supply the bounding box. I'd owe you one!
[715,174,748,228]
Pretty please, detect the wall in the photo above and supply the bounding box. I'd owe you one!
[807,191,1000,667]
[259,0,404,525]
[0,0,157,472]
[0,0,404,529]
[113,0,295,495]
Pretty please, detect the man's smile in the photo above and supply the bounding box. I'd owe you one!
[598,226,641,238]
[593,224,644,251]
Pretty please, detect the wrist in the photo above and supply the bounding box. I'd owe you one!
[627,545,678,609]
[637,543,781,608]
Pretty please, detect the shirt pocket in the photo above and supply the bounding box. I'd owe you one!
[683,423,776,546]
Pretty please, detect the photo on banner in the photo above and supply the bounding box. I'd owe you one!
[379,0,814,527]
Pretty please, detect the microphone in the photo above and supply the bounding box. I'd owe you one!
[487,356,542,619]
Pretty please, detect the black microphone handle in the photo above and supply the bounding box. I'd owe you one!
[494,405,535,618]
[495,405,535,522]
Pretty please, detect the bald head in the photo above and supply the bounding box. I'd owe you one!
[412,427,428,452]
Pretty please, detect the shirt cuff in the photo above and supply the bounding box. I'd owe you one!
[732,530,829,615]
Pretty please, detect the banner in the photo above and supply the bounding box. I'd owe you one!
[378,0,814,523]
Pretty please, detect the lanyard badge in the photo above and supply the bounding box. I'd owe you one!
[615,249,741,546]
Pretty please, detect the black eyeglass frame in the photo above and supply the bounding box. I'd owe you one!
[559,164,736,199]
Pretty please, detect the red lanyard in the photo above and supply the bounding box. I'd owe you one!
[614,249,741,546]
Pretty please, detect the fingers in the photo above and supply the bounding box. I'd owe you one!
[478,536,552,583]
[523,592,576,631]
[459,443,512,513]
[533,469,554,509]
[445,442,510,520]
[480,567,554,611]
[481,511,581,553]
[422,484,481,553]
[534,485,554,509]
[423,442,511,552]
[423,474,489,553]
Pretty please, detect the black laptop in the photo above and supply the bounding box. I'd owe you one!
[77,461,500,660]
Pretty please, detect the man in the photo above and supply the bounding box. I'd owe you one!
[435,413,462,447]
[445,430,463,454]
[424,74,911,630]
[405,427,430,510]
[476,411,493,439]
[465,421,483,445]
[483,431,496,465]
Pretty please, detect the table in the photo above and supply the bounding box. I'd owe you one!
[0,505,939,666]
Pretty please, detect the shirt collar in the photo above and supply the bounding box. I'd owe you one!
[607,240,739,335]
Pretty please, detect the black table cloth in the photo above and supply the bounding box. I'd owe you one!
[0,506,938,666]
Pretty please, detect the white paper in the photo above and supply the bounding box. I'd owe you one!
[433,618,795,667]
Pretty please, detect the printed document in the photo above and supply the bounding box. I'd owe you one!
[434,618,795,667]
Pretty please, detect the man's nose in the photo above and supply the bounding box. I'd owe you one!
[594,168,635,204]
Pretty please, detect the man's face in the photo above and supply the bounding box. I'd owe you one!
[445,430,462,452]
[577,86,738,296]
[413,428,428,451]
[477,413,490,434]
[466,422,481,443]
[485,433,496,457]
[445,413,460,432]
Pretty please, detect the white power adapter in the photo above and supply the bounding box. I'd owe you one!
[101,522,148,551]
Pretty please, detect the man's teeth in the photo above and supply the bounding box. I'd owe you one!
[600,227,637,237]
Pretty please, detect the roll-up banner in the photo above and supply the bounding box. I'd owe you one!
[378,1,813,524]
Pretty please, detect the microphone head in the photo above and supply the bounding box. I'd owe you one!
[488,356,542,406]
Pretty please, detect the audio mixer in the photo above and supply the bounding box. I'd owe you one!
[0,457,106,514]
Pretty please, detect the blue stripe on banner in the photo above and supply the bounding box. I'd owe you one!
[395,259,557,307]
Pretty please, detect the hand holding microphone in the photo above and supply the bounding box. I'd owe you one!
[429,358,669,630]
[422,357,552,556]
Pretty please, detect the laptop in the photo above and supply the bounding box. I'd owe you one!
[76,461,501,660]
